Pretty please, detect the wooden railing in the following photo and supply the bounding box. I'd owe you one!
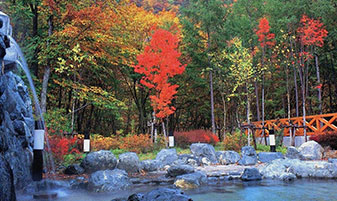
[249,113,337,137]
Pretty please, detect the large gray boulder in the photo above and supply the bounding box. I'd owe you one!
[238,146,257,165]
[0,155,16,201]
[216,151,240,165]
[190,143,218,164]
[260,158,337,179]
[298,141,324,160]
[81,150,117,173]
[128,188,192,201]
[286,146,304,159]
[241,167,262,181]
[174,171,207,189]
[0,72,34,191]
[328,158,337,164]
[156,149,178,166]
[166,165,195,177]
[258,152,284,163]
[173,154,200,166]
[88,169,131,192]
[140,159,161,172]
[260,158,298,179]
[117,152,140,174]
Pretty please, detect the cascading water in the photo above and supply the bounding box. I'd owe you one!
[8,29,57,198]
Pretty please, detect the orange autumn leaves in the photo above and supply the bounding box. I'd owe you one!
[256,17,275,48]
[134,29,186,119]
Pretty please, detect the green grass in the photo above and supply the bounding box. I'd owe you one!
[255,144,287,154]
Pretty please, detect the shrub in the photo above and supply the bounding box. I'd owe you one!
[44,109,71,135]
[91,134,120,151]
[174,129,220,148]
[223,129,247,151]
[119,134,154,153]
[47,135,82,164]
[310,132,337,149]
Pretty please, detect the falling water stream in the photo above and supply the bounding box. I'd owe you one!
[8,36,57,195]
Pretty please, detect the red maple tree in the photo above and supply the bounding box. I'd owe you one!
[134,29,186,119]
[256,17,275,47]
[297,15,328,47]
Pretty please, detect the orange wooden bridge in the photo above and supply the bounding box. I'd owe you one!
[248,112,337,137]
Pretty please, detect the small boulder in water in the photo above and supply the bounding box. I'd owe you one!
[166,165,195,177]
[64,164,84,175]
[88,169,131,192]
[240,167,262,181]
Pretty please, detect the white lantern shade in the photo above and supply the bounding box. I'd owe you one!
[169,136,174,147]
[269,134,276,146]
[84,139,90,152]
[33,129,45,150]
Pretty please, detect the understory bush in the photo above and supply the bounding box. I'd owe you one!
[90,134,120,151]
[119,134,154,153]
[47,134,83,165]
[310,132,337,149]
[174,129,220,148]
[223,129,247,151]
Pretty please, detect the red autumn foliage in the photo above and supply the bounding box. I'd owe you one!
[174,129,219,148]
[310,132,337,150]
[47,134,82,162]
[134,29,186,119]
[297,15,328,47]
[256,17,275,47]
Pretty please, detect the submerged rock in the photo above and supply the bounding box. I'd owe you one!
[156,149,178,166]
[240,168,262,181]
[81,150,117,173]
[238,146,257,165]
[216,151,240,165]
[298,141,324,160]
[117,152,140,174]
[258,152,283,163]
[167,165,195,177]
[88,169,131,192]
[174,171,207,189]
[280,173,296,182]
[128,188,192,201]
[190,143,218,165]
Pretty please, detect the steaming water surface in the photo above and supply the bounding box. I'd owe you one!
[17,179,337,201]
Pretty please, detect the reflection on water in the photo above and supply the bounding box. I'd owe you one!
[187,179,337,201]
[17,179,337,201]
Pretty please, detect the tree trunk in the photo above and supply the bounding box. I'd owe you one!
[254,78,260,121]
[220,93,226,140]
[40,15,53,114]
[286,65,294,146]
[261,45,267,145]
[315,54,322,114]
[162,121,168,148]
[29,3,39,76]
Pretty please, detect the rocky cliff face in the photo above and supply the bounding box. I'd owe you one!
[0,71,34,200]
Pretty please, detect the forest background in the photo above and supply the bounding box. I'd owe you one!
[2,0,337,142]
